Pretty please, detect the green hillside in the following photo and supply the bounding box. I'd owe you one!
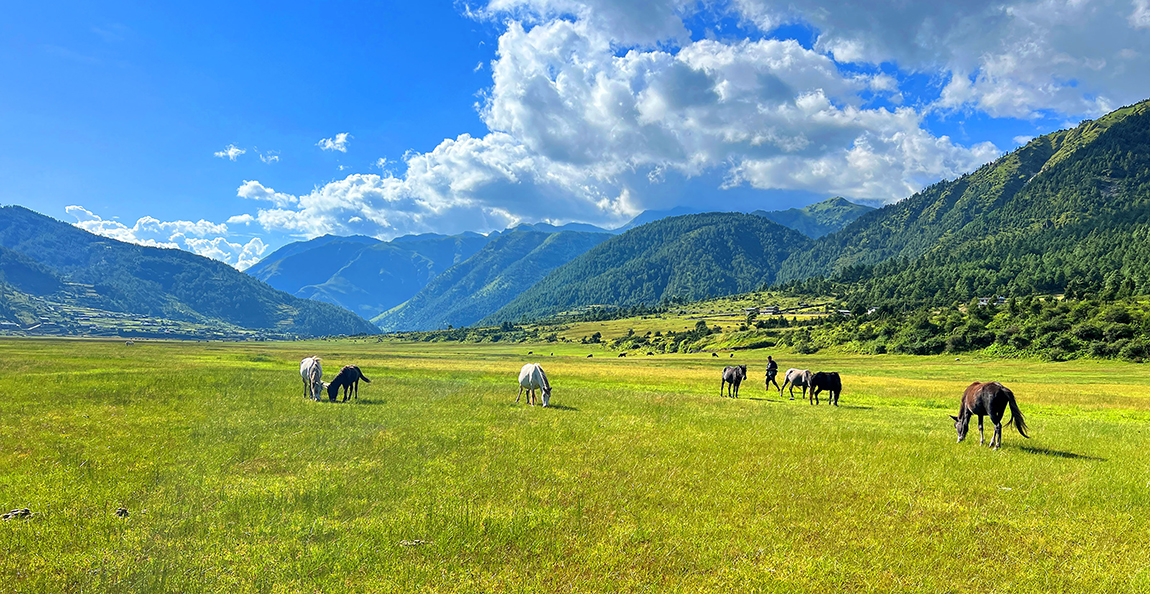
[752,196,874,238]
[247,232,494,319]
[483,212,810,324]
[375,229,611,331]
[776,99,1150,305]
[0,206,378,337]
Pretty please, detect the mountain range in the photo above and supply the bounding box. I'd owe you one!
[0,206,378,338]
[8,99,1147,338]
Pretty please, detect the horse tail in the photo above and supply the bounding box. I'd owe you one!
[1004,387,1029,438]
[360,371,371,383]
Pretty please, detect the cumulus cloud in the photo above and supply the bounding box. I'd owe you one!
[237,180,299,207]
[66,206,266,269]
[317,133,351,152]
[213,144,246,161]
[196,0,1150,244]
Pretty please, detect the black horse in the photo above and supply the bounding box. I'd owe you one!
[951,381,1029,449]
[809,371,841,406]
[327,365,371,402]
[721,365,747,398]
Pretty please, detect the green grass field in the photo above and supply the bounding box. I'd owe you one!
[3,338,1150,592]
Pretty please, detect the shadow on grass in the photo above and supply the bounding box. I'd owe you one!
[1015,445,1105,461]
[545,404,579,411]
[346,399,387,405]
[837,405,873,410]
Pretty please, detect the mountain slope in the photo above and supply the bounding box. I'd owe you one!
[484,212,811,324]
[0,206,378,336]
[244,234,380,278]
[247,232,495,318]
[375,229,612,330]
[778,99,1150,304]
[752,197,874,238]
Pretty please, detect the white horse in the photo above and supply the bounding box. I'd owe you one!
[517,363,552,407]
[300,356,327,401]
[780,368,812,401]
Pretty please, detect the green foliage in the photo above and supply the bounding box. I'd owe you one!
[775,100,1150,308]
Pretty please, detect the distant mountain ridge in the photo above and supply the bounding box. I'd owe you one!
[751,197,874,238]
[247,233,495,319]
[0,206,378,337]
[374,228,612,331]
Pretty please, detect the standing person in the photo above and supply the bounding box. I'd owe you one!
[765,355,780,391]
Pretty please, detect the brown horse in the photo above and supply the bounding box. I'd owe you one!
[951,381,1029,449]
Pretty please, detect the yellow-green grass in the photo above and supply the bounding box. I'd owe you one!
[3,338,1150,592]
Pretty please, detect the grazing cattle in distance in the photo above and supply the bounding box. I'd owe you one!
[809,372,842,406]
[712,353,719,358]
[299,356,326,401]
[124,340,134,346]
[618,353,626,357]
[721,365,748,398]
[528,351,533,355]
[646,352,654,356]
[952,381,1030,449]
[780,368,812,401]
[517,363,552,407]
[587,354,593,358]
[327,365,371,402]
[730,353,734,358]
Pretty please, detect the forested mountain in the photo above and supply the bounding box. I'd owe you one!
[0,206,378,337]
[246,231,496,318]
[375,229,611,331]
[484,213,810,324]
[752,197,874,238]
[777,99,1150,306]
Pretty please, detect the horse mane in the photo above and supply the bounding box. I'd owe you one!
[538,364,551,391]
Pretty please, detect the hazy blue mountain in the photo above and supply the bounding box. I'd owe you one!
[752,197,874,238]
[246,231,496,319]
[375,229,612,330]
[484,212,811,324]
[244,234,379,277]
[0,206,378,336]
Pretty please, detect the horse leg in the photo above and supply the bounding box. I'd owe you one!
[978,416,985,446]
[517,386,523,403]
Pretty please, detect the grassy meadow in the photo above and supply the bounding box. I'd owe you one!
[2,337,1150,592]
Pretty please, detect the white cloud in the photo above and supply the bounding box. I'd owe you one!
[227,214,255,225]
[317,133,351,152]
[259,151,280,164]
[65,205,265,269]
[237,180,298,207]
[1013,135,1035,145]
[213,144,246,161]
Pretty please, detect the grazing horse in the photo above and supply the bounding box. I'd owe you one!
[517,363,552,407]
[952,382,1030,449]
[809,371,841,406]
[299,356,326,401]
[327,365,371,402]
[780,368,812,401]
[721,365,747,398]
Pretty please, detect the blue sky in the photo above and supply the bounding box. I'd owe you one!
[3,0,1148,267]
